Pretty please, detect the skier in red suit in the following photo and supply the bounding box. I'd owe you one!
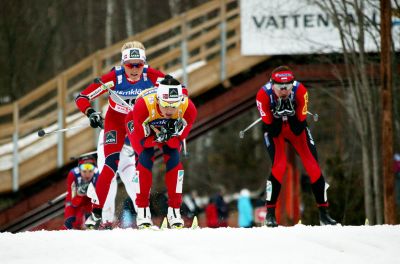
[75,41,165,229]
[255,65,337,227]
[126,75,197,228]
[63,156,99,230]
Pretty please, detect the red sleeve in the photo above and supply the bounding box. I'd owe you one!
[256,88,273,125]
[294,83,308,122]
[146,67,165,85]
[75,70,117,114]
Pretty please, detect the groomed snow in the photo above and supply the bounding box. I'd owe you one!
[1,225,399,264]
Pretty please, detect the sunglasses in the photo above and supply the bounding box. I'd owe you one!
[124,62,144,69]
[158,99,181,108]
[274,82,293,91]
[80,163,95,171]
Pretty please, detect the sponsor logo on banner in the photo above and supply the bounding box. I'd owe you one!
[240,0,399,55]
[105,130,117,144]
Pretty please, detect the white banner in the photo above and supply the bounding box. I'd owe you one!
[240,0,400,55]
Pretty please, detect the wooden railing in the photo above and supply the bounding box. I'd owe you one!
[0,0,267,194]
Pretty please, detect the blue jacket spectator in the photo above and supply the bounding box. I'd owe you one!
[237,189,254,228]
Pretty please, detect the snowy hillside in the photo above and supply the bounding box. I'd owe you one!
[1,225,399,264]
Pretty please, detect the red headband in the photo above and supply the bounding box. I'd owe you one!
[271,70,295,84]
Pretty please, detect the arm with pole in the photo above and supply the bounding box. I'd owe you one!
[239,111,318,139]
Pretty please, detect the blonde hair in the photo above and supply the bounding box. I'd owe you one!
[121,41,145,53]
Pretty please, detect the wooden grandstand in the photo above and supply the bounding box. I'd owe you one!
[0,0,268,194]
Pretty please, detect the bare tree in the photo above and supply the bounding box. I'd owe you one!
[313,0,391,224]
[106,0,115,48]
[124,0,134,37]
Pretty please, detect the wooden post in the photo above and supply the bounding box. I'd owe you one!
[181,15,189,87]
[12,102,19,192]
[57,74,67,167]
[380,0,396,224]
[220,0,227,81]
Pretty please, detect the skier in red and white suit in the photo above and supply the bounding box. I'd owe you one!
[256,65,336,227]
[63,156,99,230]
[126,75,197,228]
[75,41,165,228]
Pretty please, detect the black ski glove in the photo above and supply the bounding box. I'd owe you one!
[165,118,185,135]
[263,118,282,137]
[155,127,173,143]
[86,108,104,129]
[288,115,307,135]
[77,181,90,196]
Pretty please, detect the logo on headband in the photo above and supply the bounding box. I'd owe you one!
[168,88,178,99]
[129,49,140,58]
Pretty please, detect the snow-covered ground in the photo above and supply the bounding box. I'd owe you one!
[1,225,399,264]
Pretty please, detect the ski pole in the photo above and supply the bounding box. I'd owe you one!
[37,124,88,137]
[239,118,262,139]
[94,78,133,111]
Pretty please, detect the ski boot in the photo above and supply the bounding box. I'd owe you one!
[136,207,153,229]
[167,207,184,229]
[85,209,102,230]
[319,207,337,225]
[264,207,278,227]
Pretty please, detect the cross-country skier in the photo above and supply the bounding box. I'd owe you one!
[75,41,165,229]
[126,75,197,229]
[255,65,337,227]
[63,156,99,229]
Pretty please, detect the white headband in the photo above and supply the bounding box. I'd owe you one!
[157,83,183,102]
[121,48,146,63]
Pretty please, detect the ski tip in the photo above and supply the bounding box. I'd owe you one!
[161,217,168,229]
[191,216,199,229]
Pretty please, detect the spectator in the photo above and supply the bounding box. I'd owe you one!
[205,198,219,228]
[237,189,254,228]
[214,191,229,227]
[181,191,201,227]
